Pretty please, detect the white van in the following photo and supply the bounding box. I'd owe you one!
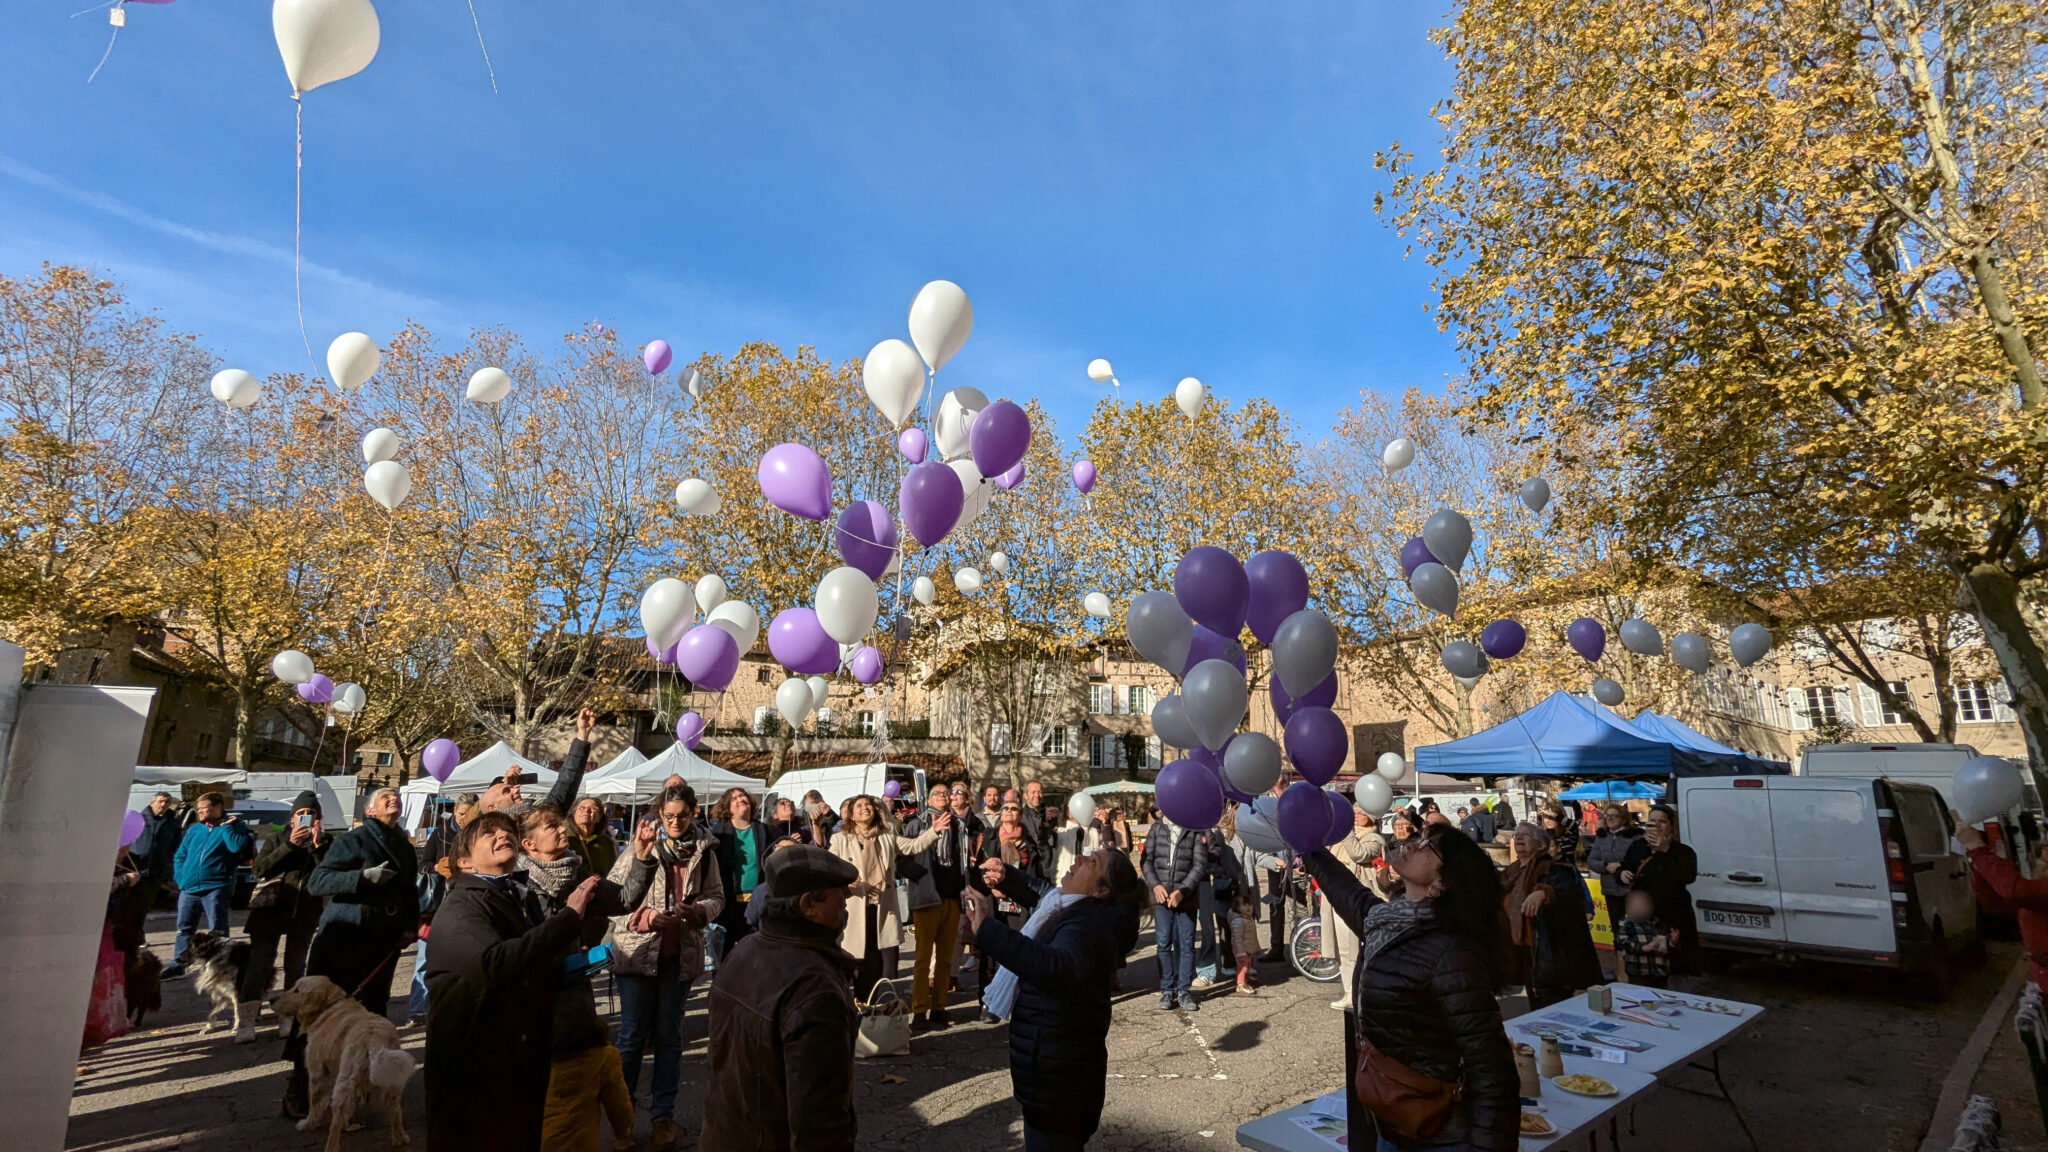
[1678,775,1974,982]
[1801,742,2039,873]
[763,762,925,816]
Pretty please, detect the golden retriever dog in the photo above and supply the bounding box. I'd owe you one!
[273,976,416,1152]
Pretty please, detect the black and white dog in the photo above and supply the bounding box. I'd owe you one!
[184,931,252,1039]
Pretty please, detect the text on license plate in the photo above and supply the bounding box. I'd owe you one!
[1703,909,1770,929]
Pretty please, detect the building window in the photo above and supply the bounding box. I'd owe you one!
[756,667,773,684]
[374,751,393,767]
[1957,681,1997,724]
[1089,734,1111,769]
[1088,685,1113,715]
[1126,685,1153,716]
[989,724,1013,755]
[1802,686,1840,726]
[1038,725,1073,757]
[752,706,773,734]
[1031,665,1057,696]
[857,710,877,735]
[195,732,215,761]
[1878,681,1910,726]
[816,707,836,731]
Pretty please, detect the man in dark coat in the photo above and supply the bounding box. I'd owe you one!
[304,787,420,1013]
[240,790,329,1039]
[1018,780,1052,879]
[704,844,860,1152]
[1460,797,1498,845]
[115,792,182,956]
[424,810,599,1152]
[1141,816,1215,1011]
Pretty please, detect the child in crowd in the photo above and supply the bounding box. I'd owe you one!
[1612,888,1675,989]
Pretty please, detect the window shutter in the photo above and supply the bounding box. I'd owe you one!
[1064,726,1079,757]
[1146,735,1161,768]
[752,705,772,733]
[1028,723,1046,753]
[1786,689,1810,730]
[989,723,1011,755]
[1837,685,1854,725]
[1856,683,1881,726]
[1993,680,2017,723]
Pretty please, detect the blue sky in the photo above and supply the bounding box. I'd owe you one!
[1,2,1456,444]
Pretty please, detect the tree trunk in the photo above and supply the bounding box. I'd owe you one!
[1956,563,2048,786]
[234,679,254,773]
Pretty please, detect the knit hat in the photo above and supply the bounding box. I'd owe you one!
[290,790,320,814]
[764,844,858,897]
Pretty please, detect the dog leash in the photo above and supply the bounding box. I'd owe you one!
[350,948,403,1001]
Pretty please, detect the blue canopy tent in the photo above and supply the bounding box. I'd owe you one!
[1556,780,1664,802]
[1627,710,1789,776]
[1414,692,1780,780]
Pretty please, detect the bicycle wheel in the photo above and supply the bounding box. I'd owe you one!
[1290,916,1341,983]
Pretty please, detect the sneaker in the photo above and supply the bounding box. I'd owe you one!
[1330,997,1350,1010]
[978,1010,1000,1024]
[1159,993,1178,1011]
[1191,975,1218,989]
[234,1019,257,1044]
[160,964,186,980]
[1180,993,1200,1013]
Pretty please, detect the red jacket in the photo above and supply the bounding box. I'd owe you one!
[1968,845,2048,987]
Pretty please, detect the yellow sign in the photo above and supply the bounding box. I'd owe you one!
[1586,873,1612,948]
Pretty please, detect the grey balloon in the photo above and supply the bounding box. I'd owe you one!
[1421,509,1474,571]
[1519,477,1551,513]
[1126,590,1193,675]
[1729,622,1773,668]
[1440,639,1485,678]
[1223,731,1283,797]
[1272,609,1339,697]
[1591,677,1625,706]
[1409,562,1460,617]
[1151,694,1201,751]
[1454,674,1484,688]
[1234,802,1288,855]
[1671,632,1711,674]
[1619,618,1664,656]
[1182,658,1248,752]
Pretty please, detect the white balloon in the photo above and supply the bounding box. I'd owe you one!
[955,567,983,596]
[987,551,1009,576]
[271,649,314,684]
[1174,377,1206,418]
[815,566,880,644]
[694,574,727,615]
[1354,775,1394,817]
[1087,358,1114,383]
[863,338,926,428]
[273,0,380,95]
[466,366,510,404]
[363,460,410,510]
[951,458,993,530]
[908,280,973,372]
[1374,751,1406,782]
[1082,592,1113,619]
[325,331,380,392]
[361,427,399,464]
[933,386,988,461]
[210,369,261,408]
[674,478,721,516]
[912,576,937,606]
[707,600,760,655]
[1955,755,2025,825]
[1382,438,1417,471]
[680,365,707,400]
[331,682,366,715]
[639,578,692,650]
[807,675,830,713]
[776,678,813,729]
[1068,792,1098,826]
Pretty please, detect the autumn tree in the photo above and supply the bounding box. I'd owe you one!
[1378,0,2048,772]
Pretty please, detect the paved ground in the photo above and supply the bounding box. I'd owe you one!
[64,911,2036,1151]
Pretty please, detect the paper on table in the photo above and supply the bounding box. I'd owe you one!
[1309,1091,1348,1118]
[1290,1113,1350,1148]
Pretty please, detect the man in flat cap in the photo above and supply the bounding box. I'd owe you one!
[703,843,860,1151]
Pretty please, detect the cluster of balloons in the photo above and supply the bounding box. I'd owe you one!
[1564,616,1776,707]
[640,575,760,692]
[775,675,834,729]
[270,649,365,715]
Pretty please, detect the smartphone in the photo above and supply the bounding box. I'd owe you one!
[511,772,540,786]
[296,813,315,829]
[563,943,613,977]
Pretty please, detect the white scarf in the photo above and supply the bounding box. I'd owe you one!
[982,890,1086,1022]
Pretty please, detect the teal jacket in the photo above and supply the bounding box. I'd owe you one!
[172,818,253,894]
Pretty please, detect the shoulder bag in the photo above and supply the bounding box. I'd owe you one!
[1353,1031,1461,1143]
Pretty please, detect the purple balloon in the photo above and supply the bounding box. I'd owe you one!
[676,625,740,691]
[1157,758,1226,829]
[835,501,899,580]
[643,339,673,376]
[1278,780,1335,852]
[1072,460,1096,494]
[1399,536,1440,579]
[767,608,839,675]
[676,712,705,750]
[422,738,461,782]
[1244,550,1309,646]
[756,442,833,521]
[849,646,884,684]
[898,427,928,464]
[898,461,964,547]
[1284,706,1349,786]
[882,780,903,799]
[996,462,1026,491]
[1480,619,1527,660]
[1174,546,1249,637]
[297,673,333,704]
[1323,790,1356,846]
[120,808,145,848]
[645,634,666,663]
[1567,617,1606,662]
[968,399,1032,478]
[1183,625,1247,677]
[1269,671,1338,725]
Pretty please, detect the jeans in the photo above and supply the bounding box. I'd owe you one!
[1153,904,1197,995]
[1025,1122,1088,1151]
[172,887,233,965]
[1193,880,1221,980]
[407,935,430,1020]
[1327,906,1360,1004]
[616,954,689,1122]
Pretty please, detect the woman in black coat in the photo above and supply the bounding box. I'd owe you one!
[1303,822,1520,1152]
[963,847,1146,1151]
[1625,803,1700,974]
[1500,823,1602,1009]
[423,811,602,1152]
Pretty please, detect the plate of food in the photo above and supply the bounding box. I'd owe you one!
[1520,1111,1556,1139]
[1553,1073,1618,1097]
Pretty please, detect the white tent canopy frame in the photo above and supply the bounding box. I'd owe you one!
[580,743,757,802]
[398,741,553,797]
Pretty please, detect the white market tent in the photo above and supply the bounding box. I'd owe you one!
[581,742,757,802]
[134,765,248,786]
[589,746,649,780]
[399,741,553,798]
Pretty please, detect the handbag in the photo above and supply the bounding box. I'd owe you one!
[854,978,912,1058]
[248,877,287,909]
[1353,1031,1461,1143]
[416,870,447,919]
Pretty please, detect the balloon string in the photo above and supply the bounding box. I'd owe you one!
[293,95,316,374]
[466,0,499,95]
[309,721,329,773]
[86,22,119,83]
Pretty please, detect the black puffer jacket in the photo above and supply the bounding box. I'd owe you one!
[975,863,1137,1140]
[245,831,329,937]
[1304,850,1518,1152]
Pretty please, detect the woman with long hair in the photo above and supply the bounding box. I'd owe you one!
[1303,821,1518,1151]
[964,846,1148,1150]
[1499,821,1601,1009]
[1623,804,1699,974]
[826,793,948,997]
[710,787,769,960]
[566,797,618,883]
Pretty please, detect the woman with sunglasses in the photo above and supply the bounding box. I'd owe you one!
[1303,822,1518,1151]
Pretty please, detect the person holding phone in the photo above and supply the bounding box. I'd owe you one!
[481,707,599,817]
[241,791,329,1043]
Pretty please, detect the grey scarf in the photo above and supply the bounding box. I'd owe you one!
[1358,896,1436,971]
[517,852,585,903]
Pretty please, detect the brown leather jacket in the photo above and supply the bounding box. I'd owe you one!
[703,904,860,1151]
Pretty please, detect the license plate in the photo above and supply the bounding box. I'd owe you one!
[1704,909,1770,929]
